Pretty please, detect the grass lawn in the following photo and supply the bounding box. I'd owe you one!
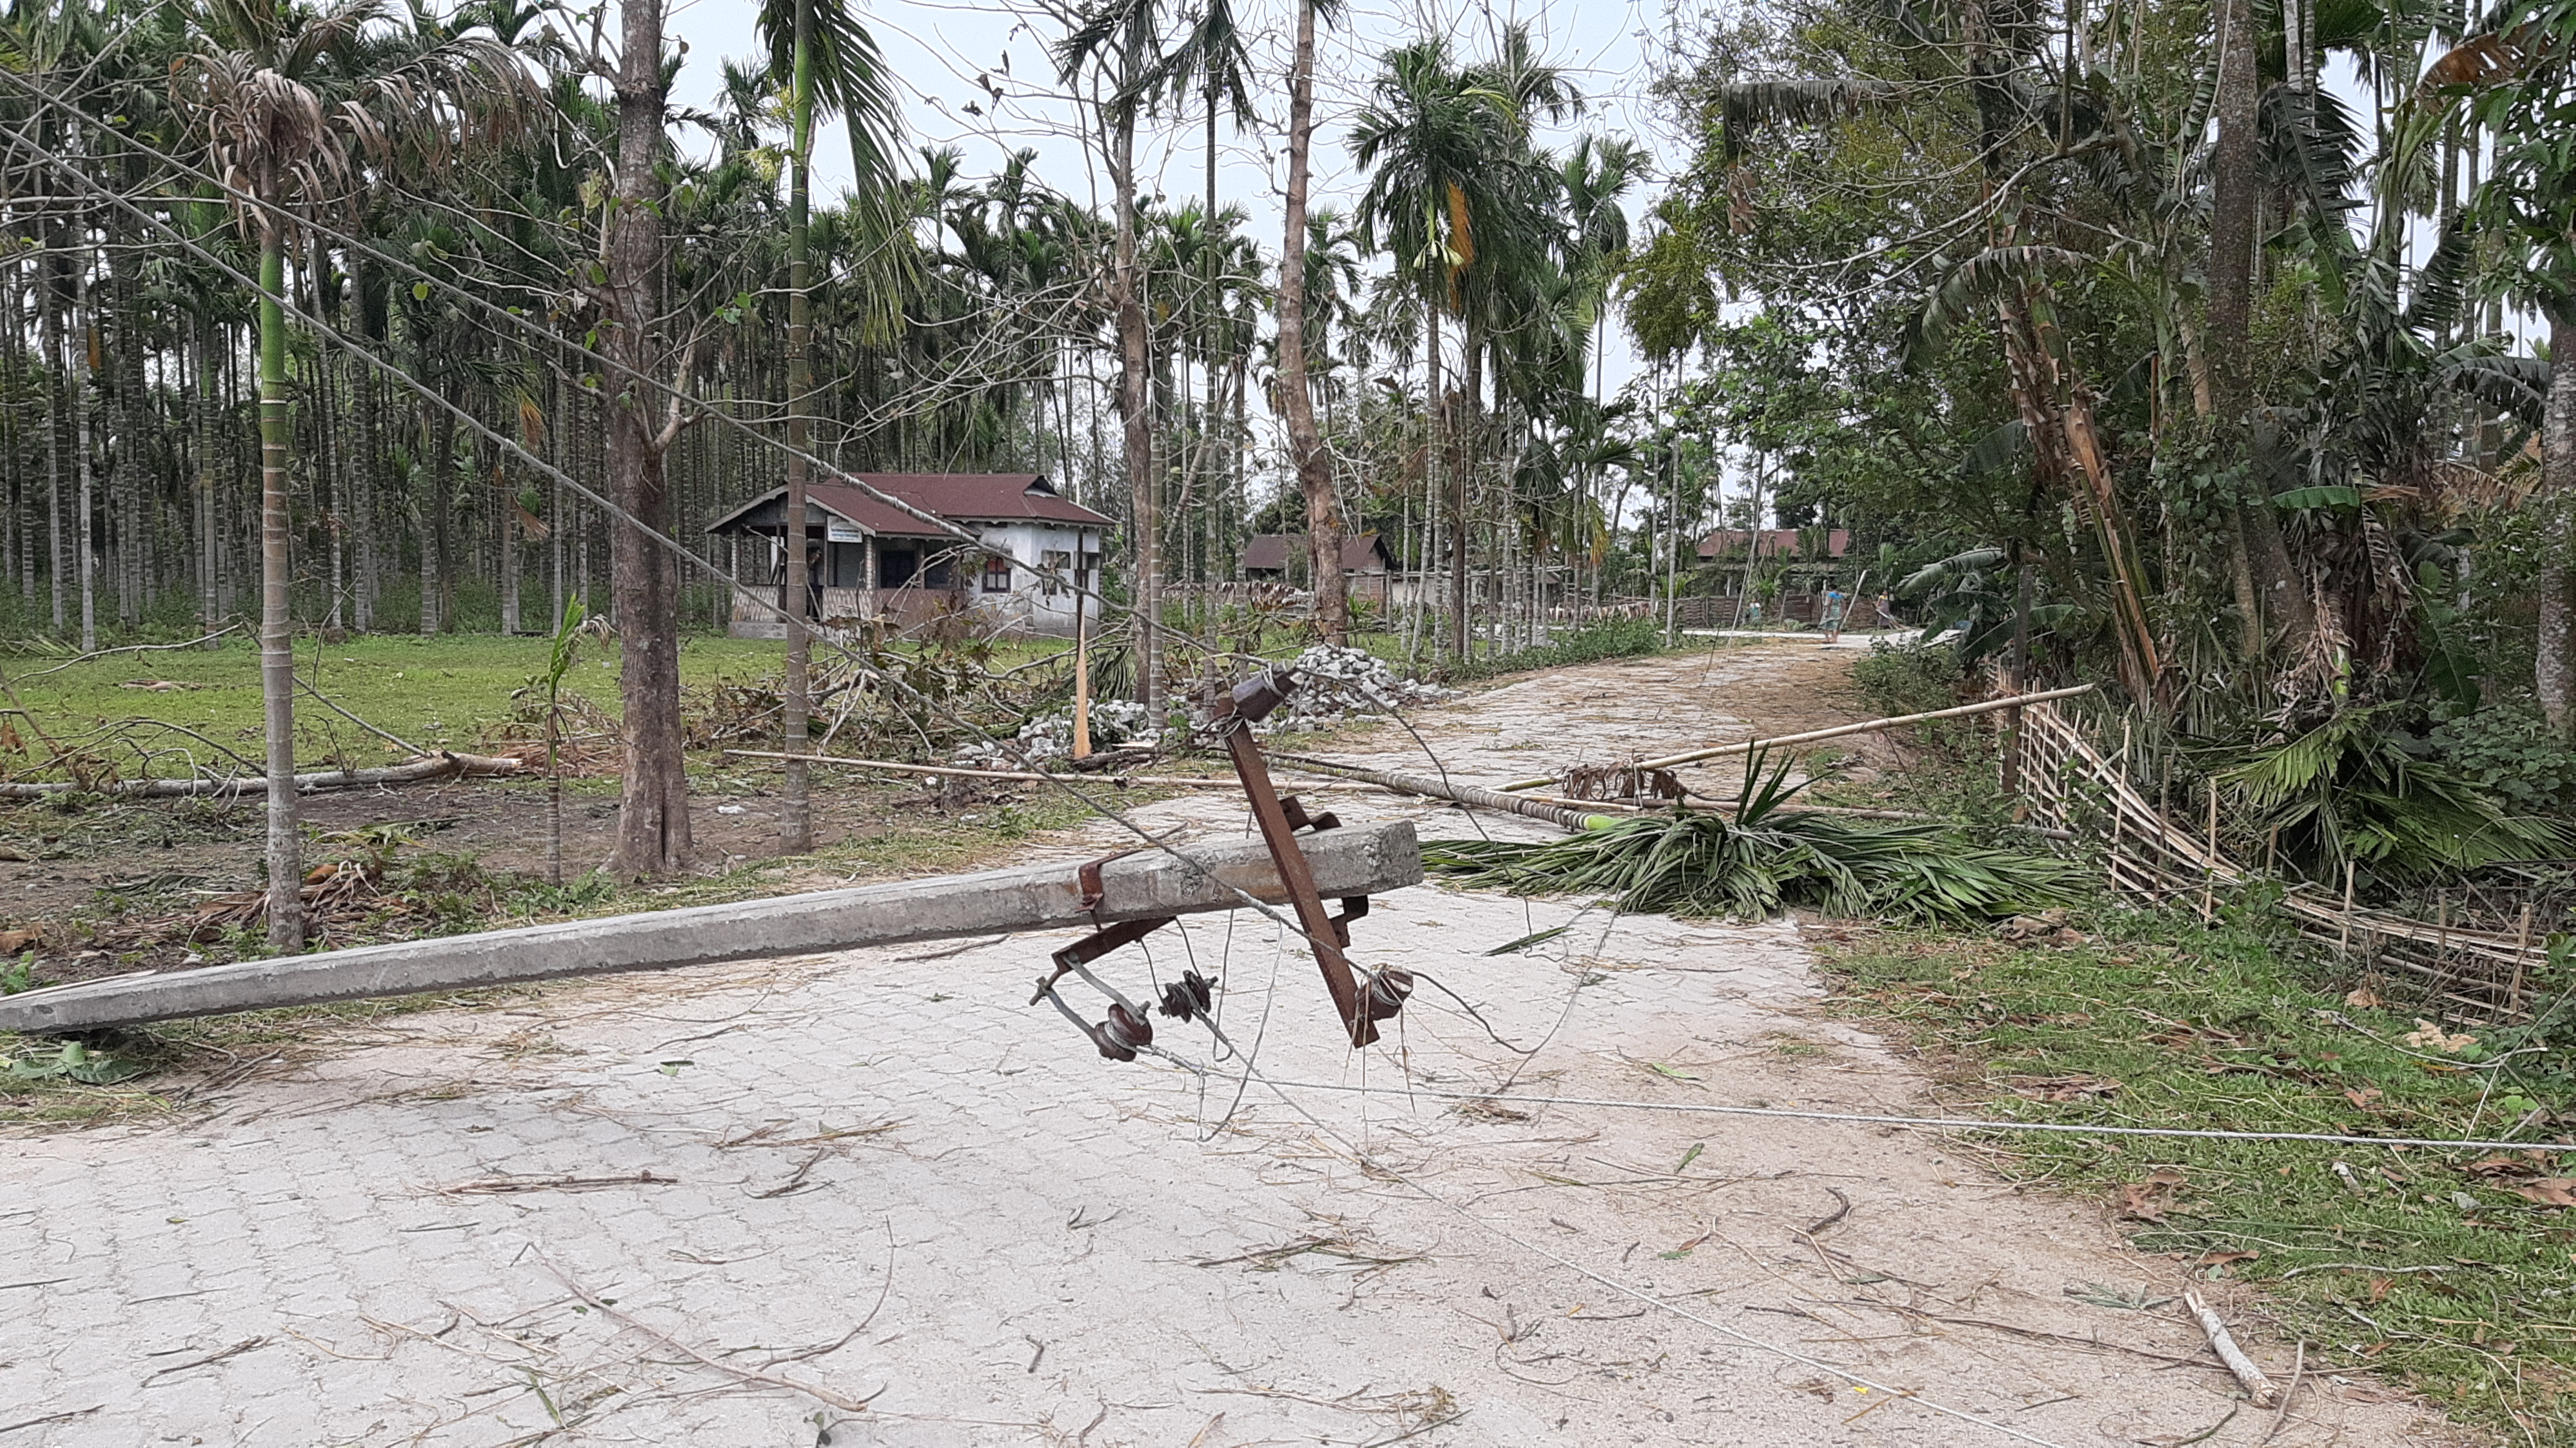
[0,632,1087,775]
[1821,903,2576,1444]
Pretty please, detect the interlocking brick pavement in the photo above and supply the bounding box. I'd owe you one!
[0,651,2450,1446]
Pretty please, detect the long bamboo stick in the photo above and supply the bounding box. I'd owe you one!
[1494,684,2098,791]
[1263,752,1619,830]
[723,749,1356,793]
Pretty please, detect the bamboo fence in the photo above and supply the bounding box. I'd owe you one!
[2007,699,2559,1025]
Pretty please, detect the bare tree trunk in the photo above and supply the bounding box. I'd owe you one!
[256,232,304,951]
[1277,0,1344,646]
[2538,316,2576,737]
[604,0,693,877]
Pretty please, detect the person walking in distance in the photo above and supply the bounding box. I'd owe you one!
[1821,582,1848,644]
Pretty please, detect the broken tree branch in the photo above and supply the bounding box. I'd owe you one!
[2182,1288,2278,1406]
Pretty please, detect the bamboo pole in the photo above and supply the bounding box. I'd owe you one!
[1264,752,1619,830]
[2201,783,2219,920]
[723,749,1391,794]
[2510,903,2534,1013]
[1071,598,1092,760]
[1494,684,2097,792]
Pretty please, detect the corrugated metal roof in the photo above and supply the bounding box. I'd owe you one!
[705,474,1112,537]
[1241,533,1393,573]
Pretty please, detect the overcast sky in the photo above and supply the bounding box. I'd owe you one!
[662,0,1678,407]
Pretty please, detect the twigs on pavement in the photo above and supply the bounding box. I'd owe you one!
[554,1274,880,1414]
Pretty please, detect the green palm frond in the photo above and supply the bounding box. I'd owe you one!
[1423,807,2082,924]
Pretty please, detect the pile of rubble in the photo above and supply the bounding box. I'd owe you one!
[1262,645,1451,730]
[956,699,1155,769]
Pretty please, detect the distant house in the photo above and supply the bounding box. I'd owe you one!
[1696,527,1850,563]
[706,474,1110,639]
[1241,533,1396,603]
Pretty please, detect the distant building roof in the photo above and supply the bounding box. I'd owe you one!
[1242,533,1394,573]
[705,474,1111,538]
[1697,527,1849,561]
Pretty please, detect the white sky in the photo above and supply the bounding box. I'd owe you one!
[663,0,1675,407]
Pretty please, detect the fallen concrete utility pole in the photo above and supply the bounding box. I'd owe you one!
[1263,752,1621,831]
[0,750,521,800]
[0,821,1422,1034]
[1494,684,2098,792]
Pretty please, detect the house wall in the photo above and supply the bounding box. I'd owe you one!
[730,523,1103,640]
[966,522,1100,638]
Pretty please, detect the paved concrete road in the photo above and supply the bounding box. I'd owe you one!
[0,651,2448,1446]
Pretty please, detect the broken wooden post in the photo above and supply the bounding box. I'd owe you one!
[0,822,1423,1033]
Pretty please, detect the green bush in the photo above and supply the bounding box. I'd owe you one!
[1849,638,1967,718]
[1444,616,1666,682]
[2428,701,2576,816]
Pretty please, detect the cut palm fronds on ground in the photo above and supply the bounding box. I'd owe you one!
[1424,756,2081,923]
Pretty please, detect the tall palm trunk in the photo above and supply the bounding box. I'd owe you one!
[74,300,96,654]
[257,232,304,950]
[779,0,816,854]
[2538,315,2576,736]
[2207,0,2311,662]
[40,240,67,636]
[1277,0,1345,643]
[1111,105,1159,711]
[605,0,692,877]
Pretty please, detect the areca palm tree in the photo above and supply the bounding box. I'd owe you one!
[1056,0,1168,708]
[755,0,900,853]
[1351,27,1574,659]
[174,0,527,946]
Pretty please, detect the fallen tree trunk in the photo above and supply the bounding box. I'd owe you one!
[1494,684,2097,792]
[0,820,1424,1033]
[0,751,521,800]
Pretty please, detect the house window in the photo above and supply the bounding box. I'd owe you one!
[983,554,1014,593]
[879,548,918,588]
[1041,550,1071,597]
[827,542,866,588]
[924,556,954,588]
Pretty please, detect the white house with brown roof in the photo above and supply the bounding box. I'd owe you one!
[707,473,1110,639]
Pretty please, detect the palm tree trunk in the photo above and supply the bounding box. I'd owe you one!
[605,0,693,877]
[75,307,96,654]
[2538,315,2576,737]
[257,233,304,951]
[40,242,66,637]
[779,0,816,854]
[2207,0,2311,663]
[1112,106,1159,712]
[198,313,220,635]
[1277,0,1345,644]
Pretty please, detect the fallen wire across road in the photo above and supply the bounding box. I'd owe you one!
[1220,1079,2572,1154]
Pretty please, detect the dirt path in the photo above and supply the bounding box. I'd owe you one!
[0,644,2453,1446]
